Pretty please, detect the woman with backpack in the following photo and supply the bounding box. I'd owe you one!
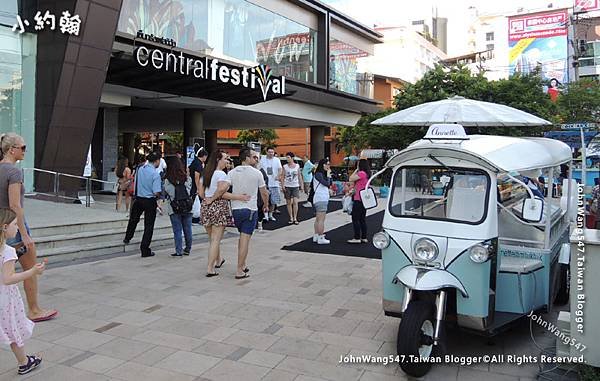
[114,157,132,213]
[164,157,194,257]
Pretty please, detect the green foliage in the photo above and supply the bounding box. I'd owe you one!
[237,129,278,151]
[557,78,600,124]
[341,64,587,152]
[161,132,183,150]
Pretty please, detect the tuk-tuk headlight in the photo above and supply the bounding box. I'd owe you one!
[469,244,490,263]
[413,238,439,262]
[373,232,390,249]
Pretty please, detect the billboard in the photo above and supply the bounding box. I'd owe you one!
[508,10,569,83]
[575,0,600,12]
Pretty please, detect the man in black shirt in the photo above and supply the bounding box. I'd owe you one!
[189,148,208,223]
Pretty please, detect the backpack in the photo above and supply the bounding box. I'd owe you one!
[170,181,194,214]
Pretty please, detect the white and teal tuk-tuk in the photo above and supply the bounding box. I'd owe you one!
[370,124,574,377]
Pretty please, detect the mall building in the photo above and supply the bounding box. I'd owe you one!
[1,0,381,192]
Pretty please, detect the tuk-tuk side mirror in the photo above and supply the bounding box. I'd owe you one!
[522,198,544,222]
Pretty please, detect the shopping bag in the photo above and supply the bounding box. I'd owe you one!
[360,187,378,209]
[192,196,201,218]
[342,194,353,214]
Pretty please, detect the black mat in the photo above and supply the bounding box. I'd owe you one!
[282,210,384,259]
[262,201,342,231]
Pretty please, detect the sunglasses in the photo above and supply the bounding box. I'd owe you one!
[12,145,26,152]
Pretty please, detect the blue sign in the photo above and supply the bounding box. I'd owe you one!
[545,131,599,148]
[186,146,195,167]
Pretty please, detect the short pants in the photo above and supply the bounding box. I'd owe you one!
[313,201,328,213]
[269,187,281,205]
[7,220,30,258]
[284,187,300,200]
[232,208,258,235]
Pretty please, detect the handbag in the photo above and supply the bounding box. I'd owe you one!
[170,182,194,214]
[112,181,120,194]
[360,187,378,209]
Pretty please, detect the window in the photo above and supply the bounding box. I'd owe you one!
[486,44,494,51]
[390,166,489,224]
[324,127,331,136]
[486,32,494,41]
[329,38,371,95]
[118,0,318,83]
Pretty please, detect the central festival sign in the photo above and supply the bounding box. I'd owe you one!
[134,46,286,102]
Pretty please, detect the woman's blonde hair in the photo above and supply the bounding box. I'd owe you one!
[0,133,23,160]
[0,208,17,247]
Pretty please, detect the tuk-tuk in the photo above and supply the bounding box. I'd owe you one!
[370,124,574,377]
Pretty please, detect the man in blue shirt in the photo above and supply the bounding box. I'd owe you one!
[123,152,163,257]
[301,155,314,207]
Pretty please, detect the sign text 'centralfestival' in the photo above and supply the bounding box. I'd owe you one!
[134,46,286,102]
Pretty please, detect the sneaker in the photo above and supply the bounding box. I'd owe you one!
[347,239,362,244]
[171,253,183,257]
[257,222,263,232]
[317,236,330,245]
[18,355,42,375]
[183,249,191,256]
[270,215,277,222]
[313,234,319,243]
[361,239,369,243]
[302,202,312,207]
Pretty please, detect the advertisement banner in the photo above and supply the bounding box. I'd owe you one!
[575,0,600,12]
[508,10,569,83]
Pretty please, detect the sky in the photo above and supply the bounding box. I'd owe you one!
[322,0,573,55]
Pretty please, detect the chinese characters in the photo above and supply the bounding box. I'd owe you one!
[12,10,81,36]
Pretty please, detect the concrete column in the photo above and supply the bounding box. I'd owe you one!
[205,130,218,155]
[183,109,204,148]
[102,108,119,181]
[122,132,136,165]
[310,126,326,161]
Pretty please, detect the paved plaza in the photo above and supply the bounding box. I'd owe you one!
[0,206,562,381]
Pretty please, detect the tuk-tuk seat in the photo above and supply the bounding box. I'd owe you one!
[499,256,543,274]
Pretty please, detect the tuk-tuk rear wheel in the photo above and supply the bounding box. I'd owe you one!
[397,300,441,378]
[554,264,569,305]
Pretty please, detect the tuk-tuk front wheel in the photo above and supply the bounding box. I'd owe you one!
[397,300,441,377]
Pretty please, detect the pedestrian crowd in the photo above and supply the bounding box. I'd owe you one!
[0,132,374,376]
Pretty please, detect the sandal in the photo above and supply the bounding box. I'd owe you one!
[206,272,219,278]
[288,220,294,224]
[235,273,250,279]
[18,355,42,375]
[243,267,250,273]
[29,310,58,323]
[215,259,225,268]
[293,220,299,225]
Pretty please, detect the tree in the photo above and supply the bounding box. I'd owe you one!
[237,129,278,151]
[557,78,600,124]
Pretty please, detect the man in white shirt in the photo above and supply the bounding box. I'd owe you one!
[259,147,283,221]
[228,148,269,279]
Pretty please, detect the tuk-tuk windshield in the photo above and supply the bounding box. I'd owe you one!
[390,166,490,224]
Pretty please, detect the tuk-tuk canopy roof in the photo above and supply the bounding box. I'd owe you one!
[386,135,572,173]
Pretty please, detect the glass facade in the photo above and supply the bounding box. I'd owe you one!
[329,37,371,96]
[118,0,317,83]
[580,41,600,67]
[0,1,36,189]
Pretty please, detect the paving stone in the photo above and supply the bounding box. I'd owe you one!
[155,351,221,377]
[260,369,298,381]
[23,364,111,381]
[192,341,241,359]
[308,331,383,352]
[457,367,519,381]
[131,346,178,366]
[112,311,162,327]
[298,314,360,336]
[239,349,286,368]
[94,322,122,333]
[54,331,115,351]
[92,337,155,361]
[60,351,96,367]
[72,354,125,374]
[222,330,279,351]
[274,326,314,339]
[225,347,252,361]
[267,336,326,360]
[131,330,205,351]
[276,356,364,381]
[201,359,270,381]
[360,370,409,381]
[106,361,196,381]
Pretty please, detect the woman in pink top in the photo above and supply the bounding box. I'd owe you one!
[347,159,370,244]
